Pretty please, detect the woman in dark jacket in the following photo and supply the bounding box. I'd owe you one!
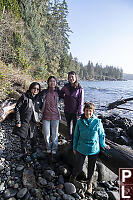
[13,82,41,156]
[60,71,84,143]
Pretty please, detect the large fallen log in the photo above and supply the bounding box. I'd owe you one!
[59,119,133,176]
[99,139,133,175]
[107,97,133,110]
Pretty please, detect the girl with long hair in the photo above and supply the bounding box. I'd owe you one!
[60,71,84,142]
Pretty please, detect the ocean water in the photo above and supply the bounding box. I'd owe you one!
[80,80,133,119]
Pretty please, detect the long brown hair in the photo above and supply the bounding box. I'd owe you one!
[68,71,80,88]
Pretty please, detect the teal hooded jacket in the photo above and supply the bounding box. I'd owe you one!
[73,114,107,155]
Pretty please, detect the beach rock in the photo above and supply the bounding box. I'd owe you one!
[64,182,76,194]
[44,169,55,181]
[0,165,4,171]
[4,188,18,199]
[94,190,109,199]
[22,168,36,189]
[17,188,28,198]
[58,174,65,184]
[96,161,118,181]
[107,191,119,200]
[38,177,47,186]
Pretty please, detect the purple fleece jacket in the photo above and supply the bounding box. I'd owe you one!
[60,83,84,117]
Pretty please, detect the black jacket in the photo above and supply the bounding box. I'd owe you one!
[13,91,41,139]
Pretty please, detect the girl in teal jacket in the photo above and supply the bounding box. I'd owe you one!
[70,102,110,194]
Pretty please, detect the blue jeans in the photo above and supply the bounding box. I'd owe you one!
[42,120,59,151]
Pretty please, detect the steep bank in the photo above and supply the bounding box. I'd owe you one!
[0,61,33,101]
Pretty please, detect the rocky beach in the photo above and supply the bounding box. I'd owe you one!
[1,110,133,200]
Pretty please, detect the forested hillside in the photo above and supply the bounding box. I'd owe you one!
[0,0,123,84]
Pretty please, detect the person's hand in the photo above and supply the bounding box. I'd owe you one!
[73,150,77,155]
[16,123,21,127]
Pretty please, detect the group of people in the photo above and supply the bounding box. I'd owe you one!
[13,71,109,195]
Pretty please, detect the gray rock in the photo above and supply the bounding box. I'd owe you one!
[96,161,118,181]
[58,189,65,196]
[107,191,119,200]
[0,182,5,192]
[17,188,28,198]
[58,175,64,184]
[38,177,47,186]
[62,194,75,200]
[16,165,24,171]
[44,170,55,181]
[22,168,36,189]
[64,182,76,194]
[4,188,18,199]
[0,165,4,171]
[50,196,56,200]
[6,171,11,176]
[94,190,109,200]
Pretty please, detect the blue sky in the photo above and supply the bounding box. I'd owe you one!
[66,0,133,74]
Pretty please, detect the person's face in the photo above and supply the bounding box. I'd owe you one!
[48,78,56,88]
[68,74,76,84]
[31,85,40,96]
[84,108,94,119]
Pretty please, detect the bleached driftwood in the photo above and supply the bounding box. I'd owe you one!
[0,99,16,123]
[107,97,133,110]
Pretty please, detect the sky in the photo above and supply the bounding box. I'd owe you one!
[66,0,133,74]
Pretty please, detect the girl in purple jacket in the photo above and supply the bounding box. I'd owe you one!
[60,71,84,143]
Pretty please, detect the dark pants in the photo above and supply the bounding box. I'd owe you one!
[65,112,77,142]
[72,151,98,183]
[20,125,37,154]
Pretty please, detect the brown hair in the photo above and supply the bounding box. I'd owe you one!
[68,71,79,88]
[83,102,95,113]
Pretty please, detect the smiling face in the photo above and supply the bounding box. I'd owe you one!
[68,74,76,84]
[31,84,40,96]
[48,78,57,89]
[84,108,94,119]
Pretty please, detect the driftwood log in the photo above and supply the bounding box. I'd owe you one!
[0,99,16,123]
[99,139,133,175]
[107,97,133,110]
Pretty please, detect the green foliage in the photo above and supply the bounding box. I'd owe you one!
[0,0,20,18]
[0,0,123,81]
